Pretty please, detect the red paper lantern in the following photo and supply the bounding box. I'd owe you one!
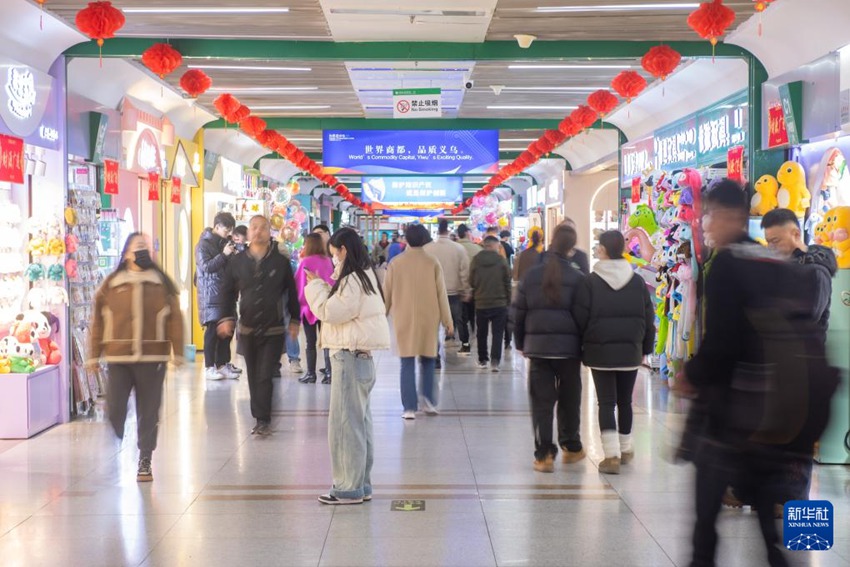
[75,1,125,48]
[558,117,580,137]
[528,140,545,158]
[587,89,619,117]
[571,105,598,130]
[213,94,241,123]
[687,0,736,47]
[179,70,212,99]
[611,71,648,103]
[233,105,251,124]
[255,130,278,148]
[141,43,183,79]
[239,116,267,138]
[544,129,566,147]
[641,45,682,81]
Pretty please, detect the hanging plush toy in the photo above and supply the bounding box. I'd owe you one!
[751,175,780,216]
[824,206,850,269]
[33,311,61,365]
[628,204,660,236]
[776,161,811,217]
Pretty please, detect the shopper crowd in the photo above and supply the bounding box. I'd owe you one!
[88,182,841,565]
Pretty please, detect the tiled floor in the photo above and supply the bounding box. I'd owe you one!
[1,346,848,566]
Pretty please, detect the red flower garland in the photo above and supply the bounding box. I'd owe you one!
[141,43,183,79]
[179,70,212,99]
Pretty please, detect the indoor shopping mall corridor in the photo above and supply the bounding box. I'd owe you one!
[1,349,848,567]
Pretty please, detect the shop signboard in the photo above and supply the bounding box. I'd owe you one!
[621,136,654,187]
[361,176,463,212]
[103,159,119,194]
[323,130,499,175]
[727,146,745,182]
[768,104,789,148]
[393,88,442,119]
[653,91,748,171]
[0,59,53,139]
[0,133,24,183]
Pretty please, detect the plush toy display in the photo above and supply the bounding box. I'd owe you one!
[628,204,660,236]
[10,356,36,374]
[0,356,10,373]
[820,206,850,269]
[777,161,812,217]
[37,311,62,365]
[751,175,779,216]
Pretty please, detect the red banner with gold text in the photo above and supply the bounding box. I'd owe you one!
[104,159,119,195]
[0,134,25,184]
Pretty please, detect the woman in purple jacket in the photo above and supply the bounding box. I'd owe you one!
[295,234,335,384]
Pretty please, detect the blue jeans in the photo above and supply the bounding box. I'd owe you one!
[328,350,376,499]
[285,332,300,362]
[400,356,436,411]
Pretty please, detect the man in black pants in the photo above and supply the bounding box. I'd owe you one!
[218,216,301,436]
[195,212,240,381]
[470,236,511,372]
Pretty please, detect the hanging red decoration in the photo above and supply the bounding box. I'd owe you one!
[571,105,598,131]
[232,104,251,124]
[141,43,183,79]
[544,129,566,147]
[179,69,212,99]
[528,140,545,159]
[558,117,580,137]
[213,94,241,123]
[147,172,160,201]
[170,177,182,205]
[611,71,648,103]
[75,1,125,63]
[641,45,682,81]
[753,0,775,11]
[255,130,278,148]
[239,116,267,138]
[687,0,736,48]
[587,89,619,117]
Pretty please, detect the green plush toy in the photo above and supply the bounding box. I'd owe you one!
[10,356,36,374]
[628,204,660,236]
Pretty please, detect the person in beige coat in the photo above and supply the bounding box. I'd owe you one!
[384,224,453,419]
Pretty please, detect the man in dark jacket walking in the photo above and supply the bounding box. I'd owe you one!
[195,212,239,381]
[218,216,301,436]
[470,236,512,372]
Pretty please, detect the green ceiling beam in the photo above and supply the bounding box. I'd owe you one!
[65,38,751,62]
[210,117,562,131]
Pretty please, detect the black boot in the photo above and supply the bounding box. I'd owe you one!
[321,369,331,385]
[299,372,317,384]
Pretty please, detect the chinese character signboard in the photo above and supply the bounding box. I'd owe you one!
[727,146,745,182]
[778,82,801,147]
[0,133,24,183]
[621,136,654,187]
[323,130,499,175]
[654,117,698,172]
[631,177,641,204]
[361,176,463,214]
[170,176,181,204]
[103,159,119,194]
[768,104,790,148]
[393,88,442,119]
[784,500,833,552]
[148,172,160,201]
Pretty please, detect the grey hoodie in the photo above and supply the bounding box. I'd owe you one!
[592,259,635,291]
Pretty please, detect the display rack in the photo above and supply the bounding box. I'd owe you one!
[97,207,121,278]
[66,164,104,414]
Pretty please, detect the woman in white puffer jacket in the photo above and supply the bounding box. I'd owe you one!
[305,227,390,505]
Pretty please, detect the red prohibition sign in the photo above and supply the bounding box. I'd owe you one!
[397,100,411,113]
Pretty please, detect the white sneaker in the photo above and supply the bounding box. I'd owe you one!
[490,362,500,373]
[401,410,416,420]
[476,361,488,370]
[289,360,303,374]
[205,367,225,380]
[420,396,439,416]
[225,363,243,374]
[217,365,239,380]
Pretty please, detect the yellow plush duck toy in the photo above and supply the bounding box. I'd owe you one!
[825,206,850,269]
[750,174,779,216]
[776,161,811,217]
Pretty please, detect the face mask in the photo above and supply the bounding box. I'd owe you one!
[134,249,155,270]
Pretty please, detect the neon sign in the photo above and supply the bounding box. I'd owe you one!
[5,67,36,120]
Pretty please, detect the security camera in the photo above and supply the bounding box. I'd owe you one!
[464,79,475,90]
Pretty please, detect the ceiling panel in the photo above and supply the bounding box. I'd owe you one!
[487,0,758,41]
[45,0,332,40]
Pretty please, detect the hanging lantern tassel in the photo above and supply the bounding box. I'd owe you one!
[36,0,45,30]
[753,0,776,36]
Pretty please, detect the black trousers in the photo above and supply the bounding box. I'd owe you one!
[528,358,583,459]
[203,322,232,368]
[462,299,475,334]
[476,307,508,364]
[591,369,638,433]
[302,317,331,375]
[447,295,469,344]
[241,333,285,423]
[692,440,790,567]
[106,363,166,458]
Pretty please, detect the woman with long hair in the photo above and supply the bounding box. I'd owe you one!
[88,233,184,482]
[295,233,335,384]
[513,223,586,472]
[573,230,654,475]
[304,228,390,505]
[514,227,543,282]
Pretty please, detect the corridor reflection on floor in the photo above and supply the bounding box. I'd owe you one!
[1,348,848,566]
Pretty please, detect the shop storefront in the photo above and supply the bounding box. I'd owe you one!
[0,56,69,436]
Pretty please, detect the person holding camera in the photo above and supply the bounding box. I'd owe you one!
[195,212,240,381]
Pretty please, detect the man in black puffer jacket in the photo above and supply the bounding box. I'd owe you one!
[513,223,586,472]
[195,212,238,381]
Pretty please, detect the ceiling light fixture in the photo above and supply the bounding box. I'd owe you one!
[488,105,578,110]
[535,3,698,13]
[188,64,312,72]
[500,138,541,142]
[509,64,633,70]
[122,7,291,14]
[330,8,486,17]
[207,87,319,93]
[499,86,608,91]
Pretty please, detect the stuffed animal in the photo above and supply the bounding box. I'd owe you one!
[65,234,79,253]
[27,237,48,257]
[751,175,780,216]
[8,312,43,365]
[628,204,660,236]
[37,311,61,365]
[777,161,811,217]
[814,216,833,247]
[47,238,66,256]
[0,356,10,373]
[825,206,850,269]
[10,356,36,374]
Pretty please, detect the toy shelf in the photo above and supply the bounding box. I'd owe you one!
[0,365,61,439]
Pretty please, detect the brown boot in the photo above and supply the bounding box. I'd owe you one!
[562,448,586,464]
[533,455,555,473]
[598,457,621,475]
[620,451,634,465]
